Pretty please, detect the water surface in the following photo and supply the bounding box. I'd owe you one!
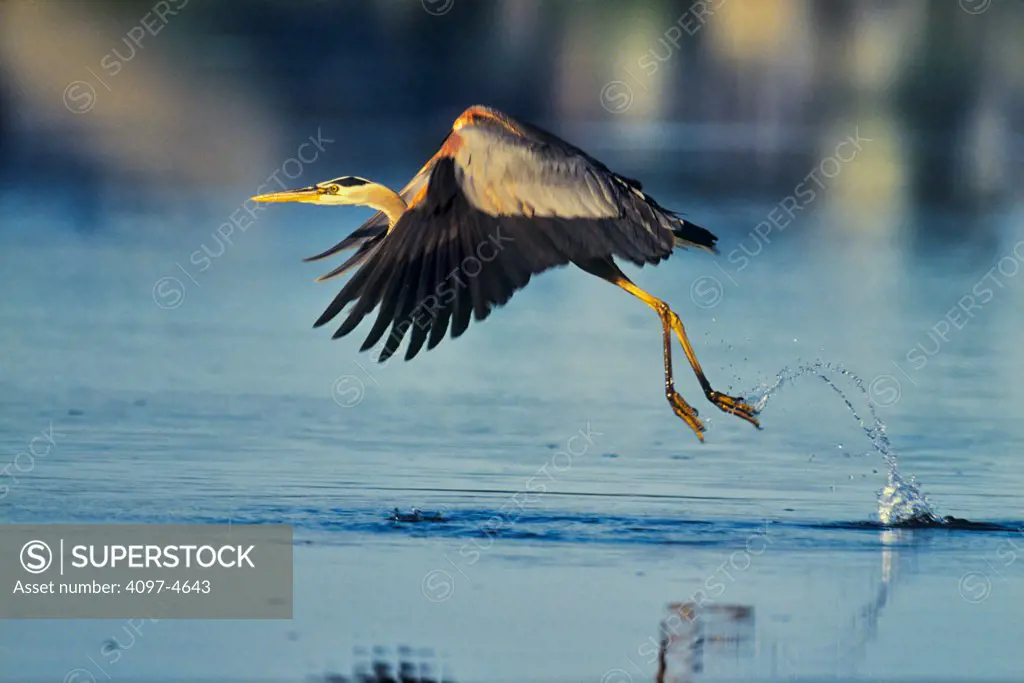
[1,152,1023,682]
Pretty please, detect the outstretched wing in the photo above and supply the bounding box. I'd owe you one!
[315,107,717,361]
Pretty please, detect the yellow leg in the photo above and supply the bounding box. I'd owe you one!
[657,310,706,440]
[611,275,761,432]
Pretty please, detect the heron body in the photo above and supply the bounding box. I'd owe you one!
[252,105,760,440]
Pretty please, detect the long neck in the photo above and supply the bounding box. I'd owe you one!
[358,183,407,229]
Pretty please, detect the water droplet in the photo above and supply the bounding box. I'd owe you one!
[743,359,936,525]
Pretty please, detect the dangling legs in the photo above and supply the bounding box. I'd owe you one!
[577,258,760,438]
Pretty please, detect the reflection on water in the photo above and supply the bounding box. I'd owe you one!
[656,530,902,682]
[309,647,458,683]
[299,538,906,683]
[657,603,755,683]
[312,645,457,683]
[835,529,901,671]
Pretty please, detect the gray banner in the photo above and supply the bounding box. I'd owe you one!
[1,524,292,618]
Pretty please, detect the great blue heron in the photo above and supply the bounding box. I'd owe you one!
[252,105,759,440]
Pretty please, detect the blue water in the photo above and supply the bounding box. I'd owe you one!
[2,167,1024,682]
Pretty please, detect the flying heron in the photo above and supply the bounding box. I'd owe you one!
[252,105,760,440]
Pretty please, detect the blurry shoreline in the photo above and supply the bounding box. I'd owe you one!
[1,0,1021,212]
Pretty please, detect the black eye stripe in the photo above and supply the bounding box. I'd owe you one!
[335,177,368,187]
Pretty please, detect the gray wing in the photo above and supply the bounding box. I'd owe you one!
[451,118,714,254]
[453,124,632,217]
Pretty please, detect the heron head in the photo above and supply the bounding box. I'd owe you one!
[251,176,379,206]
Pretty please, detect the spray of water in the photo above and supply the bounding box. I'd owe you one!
[747,360,938,525]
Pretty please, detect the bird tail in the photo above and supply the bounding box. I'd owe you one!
[672,218,719,255]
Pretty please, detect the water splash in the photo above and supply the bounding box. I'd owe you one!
[388,507,446,523]
[748,360,938,525]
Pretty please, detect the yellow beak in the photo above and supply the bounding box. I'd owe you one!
[250,186,322,203]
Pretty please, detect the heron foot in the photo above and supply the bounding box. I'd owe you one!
[667,390,706,441]
[707,391,761,429]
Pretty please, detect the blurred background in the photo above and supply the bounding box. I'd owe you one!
[1,0,1021,214]
[2,2,1024,682]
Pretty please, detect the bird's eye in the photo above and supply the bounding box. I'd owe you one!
[328,184,341,194]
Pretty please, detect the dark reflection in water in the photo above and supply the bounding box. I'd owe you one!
[313,645,457,683]
[657,602,755,683]
[655,532,902,681]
